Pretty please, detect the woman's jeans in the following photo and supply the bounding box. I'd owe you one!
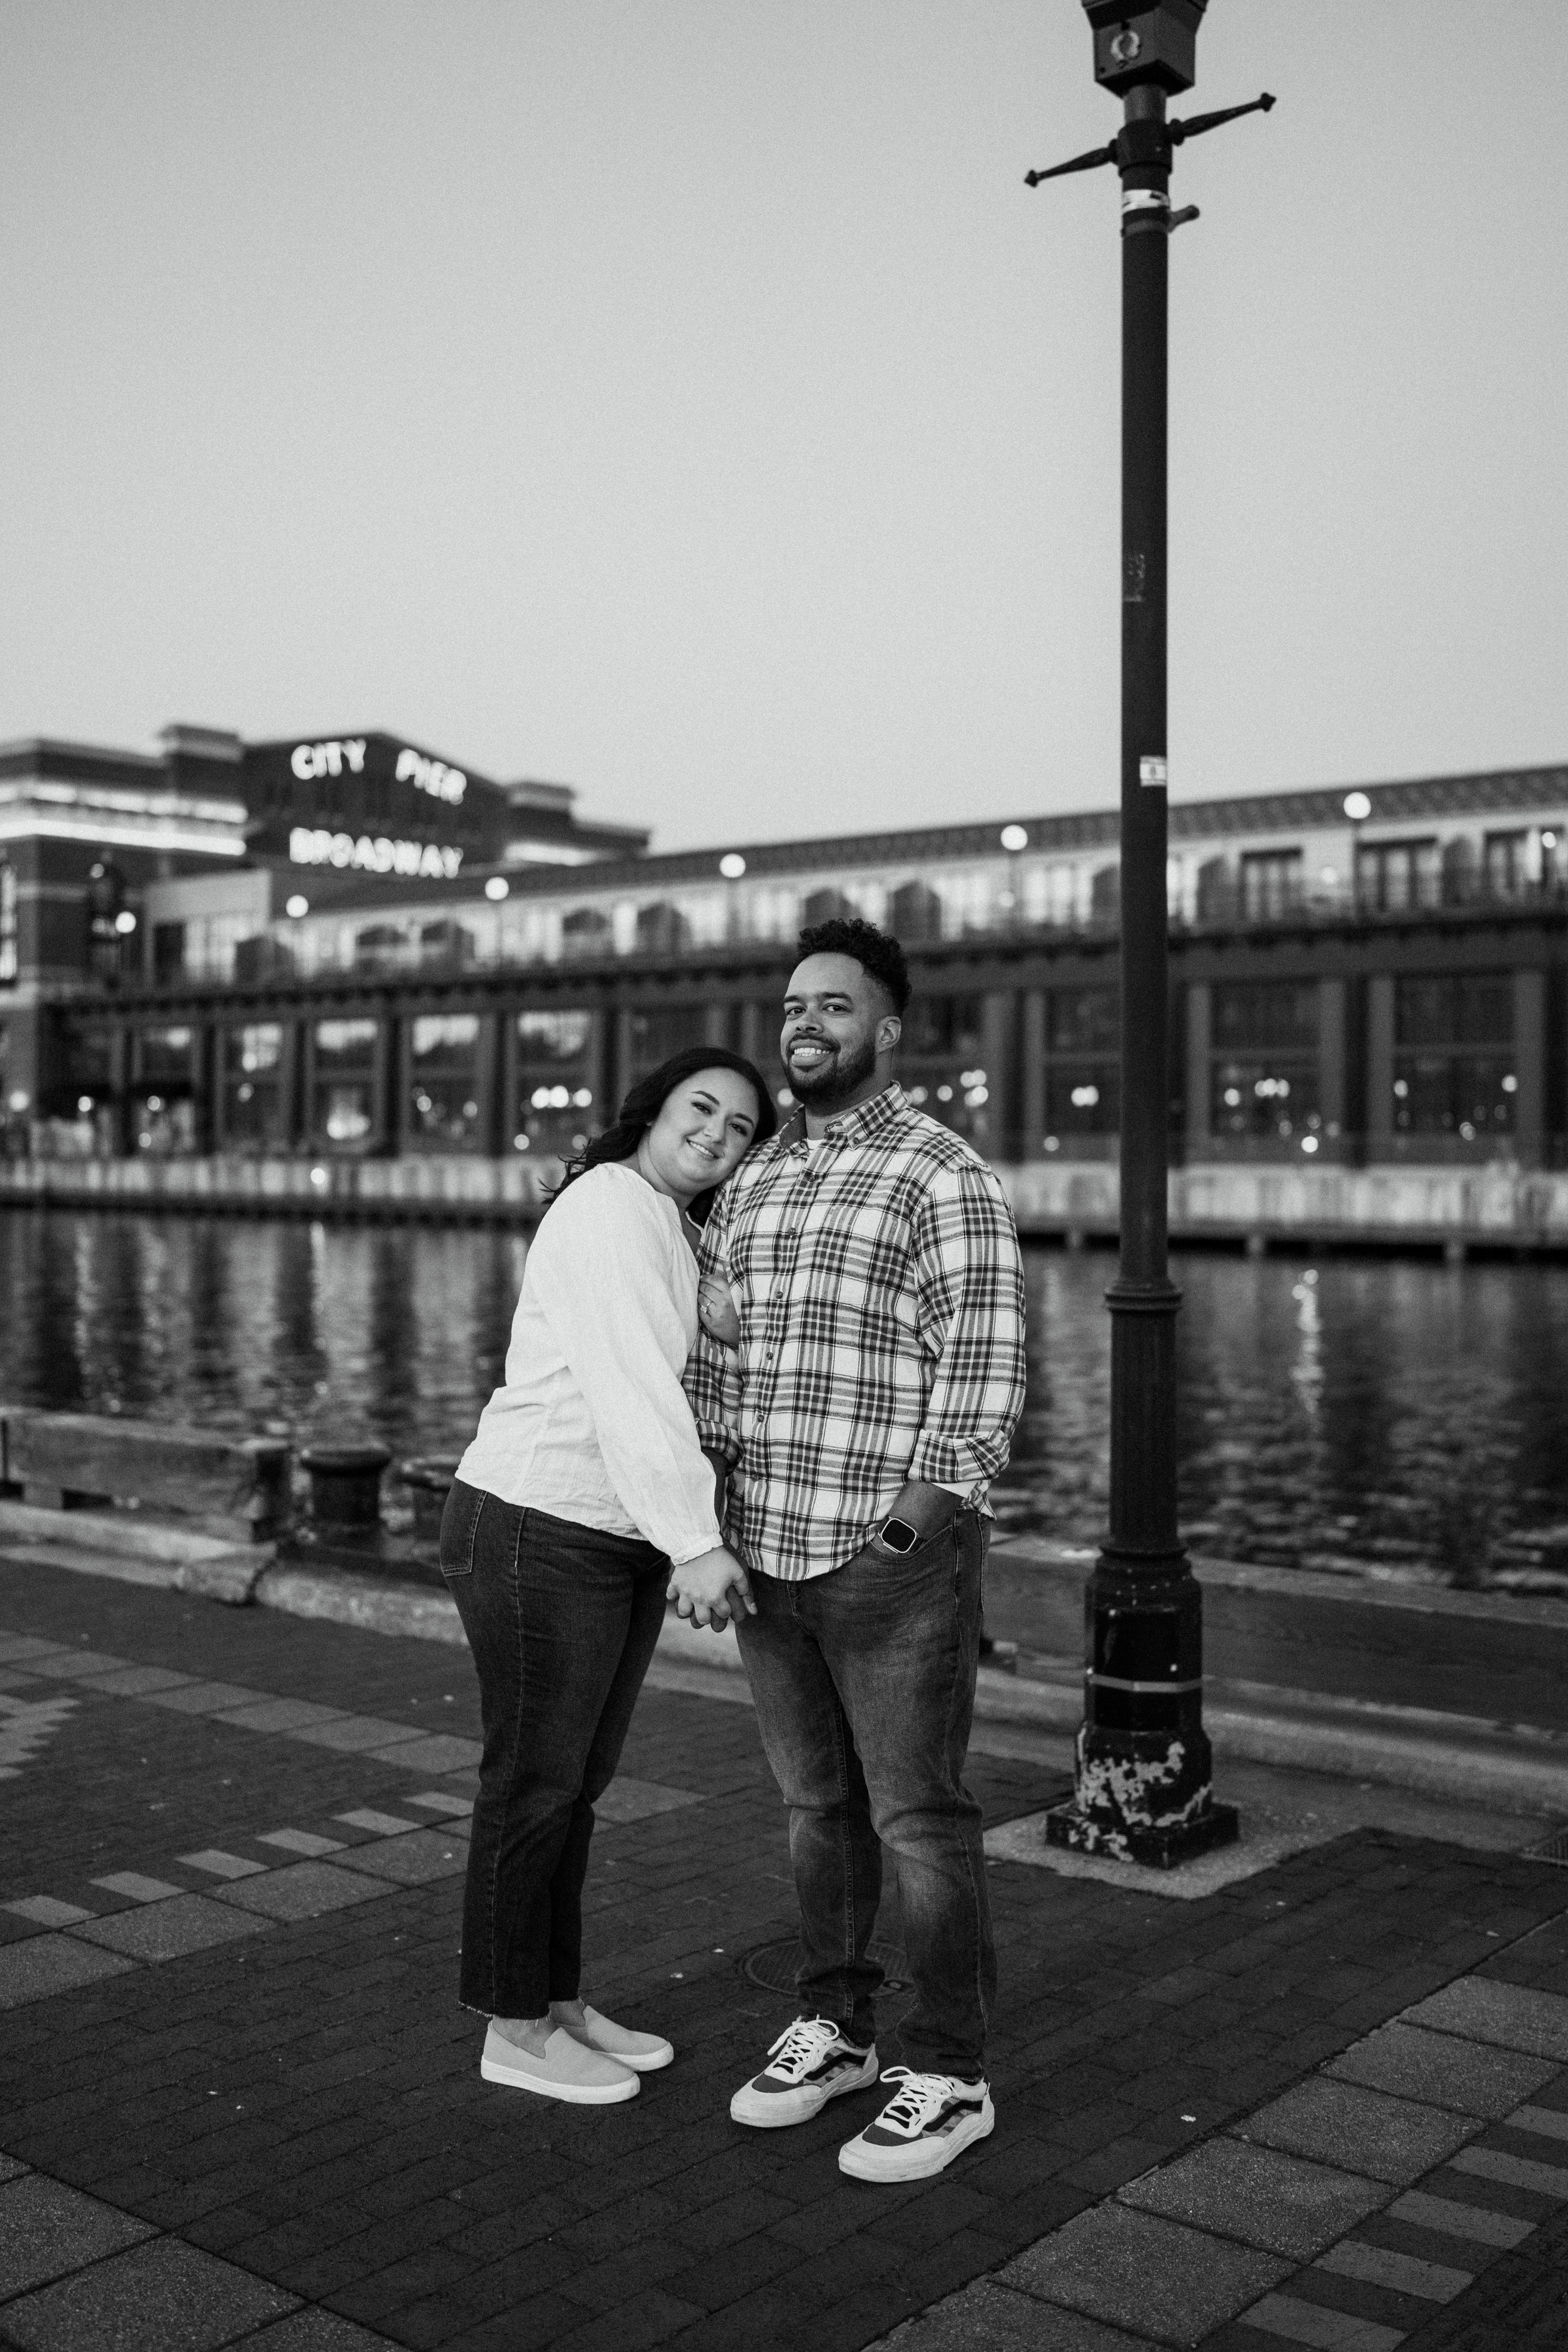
[735,1510,996,2082]
[439,1479,669,2019]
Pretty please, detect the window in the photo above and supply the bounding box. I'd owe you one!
[887,880,944,942]
[899,995,992,1146]
[1210,981,1320,1144]
[1212,982,1319,1053]
[515,1009,595,1162]
[625,1004,707,1084]
[1239,849,1303,921]
[562,907,613,958]
[223,1023,286,1152]
[1041,986,1120,1150]
[634,902,691,957]
[1483,831,1528,897]
[1356,838,1438,913]
[408,1014,483,1151]
[312,1018,379,1149]
[1394,974,1514,1143]
[152,922,186,985]
[0,860,16,983]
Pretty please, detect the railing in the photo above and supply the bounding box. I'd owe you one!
[92,870,1568,996]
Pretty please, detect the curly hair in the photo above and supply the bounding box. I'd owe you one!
[794,915,911,1014]
[547,1044,778,1220]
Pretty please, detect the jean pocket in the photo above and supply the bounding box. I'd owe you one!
[438,1479,486,1580]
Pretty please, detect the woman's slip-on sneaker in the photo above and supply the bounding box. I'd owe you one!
[838,2068,994,2181]
[730,2015,880,2128]
[559,2004,674,2073]
[481,2022,639,2104]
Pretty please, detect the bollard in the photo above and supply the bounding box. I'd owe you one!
[401,1455,461,1547]
[300,1442,391,1528]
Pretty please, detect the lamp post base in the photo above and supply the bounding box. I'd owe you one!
[1044,1793,1240,1870]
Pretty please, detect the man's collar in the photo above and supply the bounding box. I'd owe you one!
[791,1080,908,1152]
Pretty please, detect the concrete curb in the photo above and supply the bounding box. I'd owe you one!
[8,1524,1568,1818]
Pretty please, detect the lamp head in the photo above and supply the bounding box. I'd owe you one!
[1082,1,1208,98]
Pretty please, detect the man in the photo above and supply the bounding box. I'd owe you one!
[678,916,1026,2182]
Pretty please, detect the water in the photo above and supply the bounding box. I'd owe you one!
[2,1209,1566,1597]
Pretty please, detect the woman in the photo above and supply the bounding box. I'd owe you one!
[441,1047,776,2106]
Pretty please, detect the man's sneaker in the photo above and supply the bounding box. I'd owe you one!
[480,2022,639,2104]
[838,2067,994,2181]
[730,2015,879,2128]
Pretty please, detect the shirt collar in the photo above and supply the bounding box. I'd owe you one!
[777,1080,909,1155]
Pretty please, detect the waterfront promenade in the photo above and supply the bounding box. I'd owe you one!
[7,1152,1568,1253]
[4,1528,1568,2348]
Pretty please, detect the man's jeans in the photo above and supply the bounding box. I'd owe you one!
[736,1510,996,2081]
[439,1479,668,2019]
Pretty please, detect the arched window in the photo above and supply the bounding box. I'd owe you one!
[634,901,692,956]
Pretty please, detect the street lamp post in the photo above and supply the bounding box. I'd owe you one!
[1030,2,1272,1866]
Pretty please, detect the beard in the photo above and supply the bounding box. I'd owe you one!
[785,1030,879,1111]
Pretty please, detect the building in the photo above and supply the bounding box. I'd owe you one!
[3,726,1568,1217]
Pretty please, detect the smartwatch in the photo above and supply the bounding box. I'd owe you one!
[877,1517,921,1554]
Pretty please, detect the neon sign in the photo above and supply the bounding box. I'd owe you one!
[289,827,463,879]
[291,738,367,780]
[396,748,466,805]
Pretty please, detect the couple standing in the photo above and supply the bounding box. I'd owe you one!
[440,915,1026,2184]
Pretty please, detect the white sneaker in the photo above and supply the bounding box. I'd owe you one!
[480,2022,639,2104]
[559,2003,674,2073]
[838,2068,995,2181]
[730,2016,879,2129]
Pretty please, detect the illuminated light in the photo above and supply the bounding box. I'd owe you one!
[1043,1134,1060,1152]
[485,876,510,902]
[965,1087,989,1108]
[0,781,245,824]
[908,1085,929,1104]
[395,747,466,805]
[1319,867,1338,886]
[719,853,747,881]
[548,1085,570,1109]
[1501,1074,1518,1093]
[1544,831,1558,848]
[290,739,367,783]
[285,895,309,919]
[462,1101,478,1119]
[1223,1088,1242,1108]
[0,811,245,855]
[777,1087,795,1107]
[1000,825,1029,854]
[114,911,138,934]
[572,1088,593,1107]
[514,1133,530,1151]
[289,826,462,880]
[7,1090,29,1113]
[936,1085,953,1102]
[1070,1085,1100,1110]
[1301,1135,1319,1154]
[237,1084,253,1103]
[531,1087,551,1109]
[1459,1121,1477,1141]
[1393,1079,1409,1099]
[310,1166,329,1188]
[146,1096,163,1113]
[76,1096,93,1114]
[1343,791,1372,822]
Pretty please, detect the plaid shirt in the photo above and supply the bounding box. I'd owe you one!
[683,1082,1026,1582]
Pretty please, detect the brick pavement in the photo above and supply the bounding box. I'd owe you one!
[2,1556,1568,2352]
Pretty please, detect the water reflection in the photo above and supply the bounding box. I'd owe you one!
[2,1210,1566,1594]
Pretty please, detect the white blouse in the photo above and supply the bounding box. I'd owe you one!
[456,1161,722,1566]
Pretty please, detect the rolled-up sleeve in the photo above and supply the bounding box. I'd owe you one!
[906,1163,1027,1493]
[526,1185,722,1565]
[682,1190,743,1469]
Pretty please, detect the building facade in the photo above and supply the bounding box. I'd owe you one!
[3,725,1567,1191]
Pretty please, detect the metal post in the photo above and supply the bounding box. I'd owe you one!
[1033,5,1270,1868]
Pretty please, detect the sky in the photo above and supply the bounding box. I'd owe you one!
[2,1,1564,852]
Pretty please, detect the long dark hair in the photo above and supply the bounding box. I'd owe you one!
[548,1045,778,1218]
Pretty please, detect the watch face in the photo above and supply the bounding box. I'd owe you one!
[880,1518,919,1553]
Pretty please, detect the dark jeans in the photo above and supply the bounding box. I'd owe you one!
[439,1479,669,2018]
[735,1510,995,2080]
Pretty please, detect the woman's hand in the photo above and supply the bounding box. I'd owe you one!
[667,1546,756,1630]
[698,1276,741,1351]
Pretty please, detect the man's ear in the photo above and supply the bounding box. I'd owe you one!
[877,1014,902,1054]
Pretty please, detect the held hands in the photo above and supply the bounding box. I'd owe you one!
[697,1276,741,1351]
[667,1546,756,1632]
